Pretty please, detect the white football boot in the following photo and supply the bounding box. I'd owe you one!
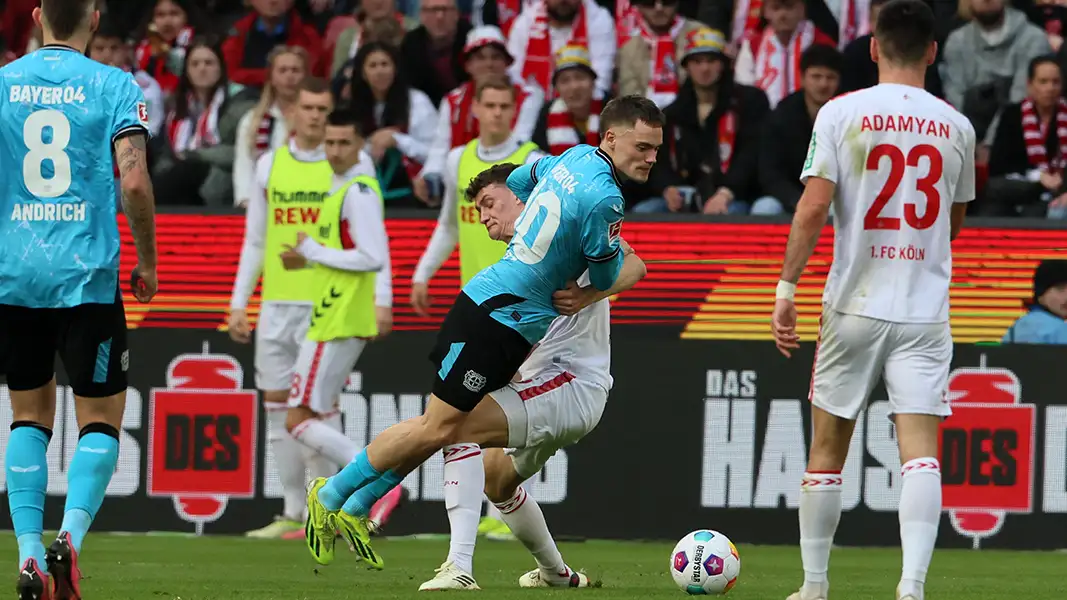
[418,561,481,591]
[518,566,589,588]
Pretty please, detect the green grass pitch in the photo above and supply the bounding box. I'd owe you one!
[4,534,1066,599]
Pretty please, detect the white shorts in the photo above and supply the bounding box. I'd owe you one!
[810,308,953,421]
[490,369,607,479]
[255,303,312,391]
[288,337,367,414]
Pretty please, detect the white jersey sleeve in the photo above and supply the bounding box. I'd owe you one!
[805,84,975,325]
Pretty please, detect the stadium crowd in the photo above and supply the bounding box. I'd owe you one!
[2,0,1067,218]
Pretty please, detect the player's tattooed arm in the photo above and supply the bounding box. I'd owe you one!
[780,177,834,284]
[115,132,158,269]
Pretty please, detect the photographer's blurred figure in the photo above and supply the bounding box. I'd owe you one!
[1002,259,1067,344]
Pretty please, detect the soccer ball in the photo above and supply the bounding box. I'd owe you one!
[669,530,740,595]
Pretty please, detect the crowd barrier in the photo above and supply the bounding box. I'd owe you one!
[2,327,1065,550]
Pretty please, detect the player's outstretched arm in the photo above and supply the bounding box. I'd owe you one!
[115,132,158,299]
[581,194,627,291]
[553,239,646,316]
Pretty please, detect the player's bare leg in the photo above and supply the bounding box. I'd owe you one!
[892,414,943,600]
[789,406,855,600]
[483,449,587,588]
[45,389,127,600]
[247,390,306,539]
[9,380,57,600]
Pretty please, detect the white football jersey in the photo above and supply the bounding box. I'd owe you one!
[800,83,976,324]
[518,271,613,392]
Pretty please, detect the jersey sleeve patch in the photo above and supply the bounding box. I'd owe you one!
[137,102,149,126]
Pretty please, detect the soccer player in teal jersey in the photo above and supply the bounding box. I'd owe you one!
[0,1,158,598]
[303,96,664,569]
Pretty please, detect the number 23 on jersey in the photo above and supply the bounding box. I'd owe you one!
[864,143,943,231]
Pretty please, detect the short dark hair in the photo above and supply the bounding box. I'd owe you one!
[599,95,666,137]
[42,0,96,41]
[870,0,892,8]
[92,16,124,42]
[299,77,332,95]
[326,108,365,137]
[1028,54,1061,81]
[475,75,516,101]
[465,163,519,202]
[874,0,935,65]
[800,44,843,74]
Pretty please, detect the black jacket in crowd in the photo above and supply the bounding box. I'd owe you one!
[400,20,473,107]
[758,90,814,211]
[654,77,770,206]
[988,101,1062,178]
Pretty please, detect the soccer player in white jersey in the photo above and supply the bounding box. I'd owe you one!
[417,164,647,591]
[770,2,975,600]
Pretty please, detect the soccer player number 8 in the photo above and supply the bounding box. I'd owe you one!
[512,189,562,265]
[22,110,73,199]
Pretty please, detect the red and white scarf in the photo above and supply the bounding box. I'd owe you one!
[718,111,738,173]
[497,0,524,37]
[639,16,687,107]
[256,111,278,154]
[447,81,530,148]
[167,88,226,154]
[545,93,604,156]
[731,0,763,43]
[615,0,640,46]
[521,0,589,97]
[1021,97,1067,173]
[753,21,826,107]
[836,0,870,49]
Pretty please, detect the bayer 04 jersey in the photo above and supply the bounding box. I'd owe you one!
[0,45,149,308]
[463,145,626,344]
[800,83,976,324]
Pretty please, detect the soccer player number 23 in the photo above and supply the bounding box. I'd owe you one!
[511,189,562,265]
[22,109,73,199]
[864,143,943,231]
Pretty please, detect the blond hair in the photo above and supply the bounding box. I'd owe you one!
[246,45,311,152]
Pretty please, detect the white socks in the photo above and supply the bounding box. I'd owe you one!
[485,501,504,521]
[798,471,843,599]
[266,403,305,522]
[290,415,360,467]
[443,443,484,575]
[302,412,345,478]
[495,486,567,579]
[898,458,941,600]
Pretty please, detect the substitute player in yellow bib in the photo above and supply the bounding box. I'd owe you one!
[278,110,398,559]
[411,74,543,312]
[410,74,544,540]
[229,78,376,539]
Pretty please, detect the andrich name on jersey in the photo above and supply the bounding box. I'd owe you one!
[860,114,951,139]
[9,84,87,105]
[10,202,86,222]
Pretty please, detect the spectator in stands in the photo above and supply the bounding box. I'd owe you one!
[839,0,942,95]
[1026,0,1067,52]
[984,56,1067,218]
[507,0,616,98]
[154,40,252,206]
[89,19,166,138]
[734,0,835,108]
[941,0,1050,141]
[413,25,543,205]
[136,0,200,96]
[348,41,438,206]
[635,28,769,214]
[223,0,324,87]
[531,45,605,154]
[755,44,841,215]
[331,0,417,75]
[233,46,311,207]
[401,0,472,107]
[1,0,35,59]
[1002,259,1067,344]
[824,0,870,50]
[616,0,706,108]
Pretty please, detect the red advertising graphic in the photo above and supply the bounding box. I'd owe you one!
[940,355,1035,548]
[147,344,259,533]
